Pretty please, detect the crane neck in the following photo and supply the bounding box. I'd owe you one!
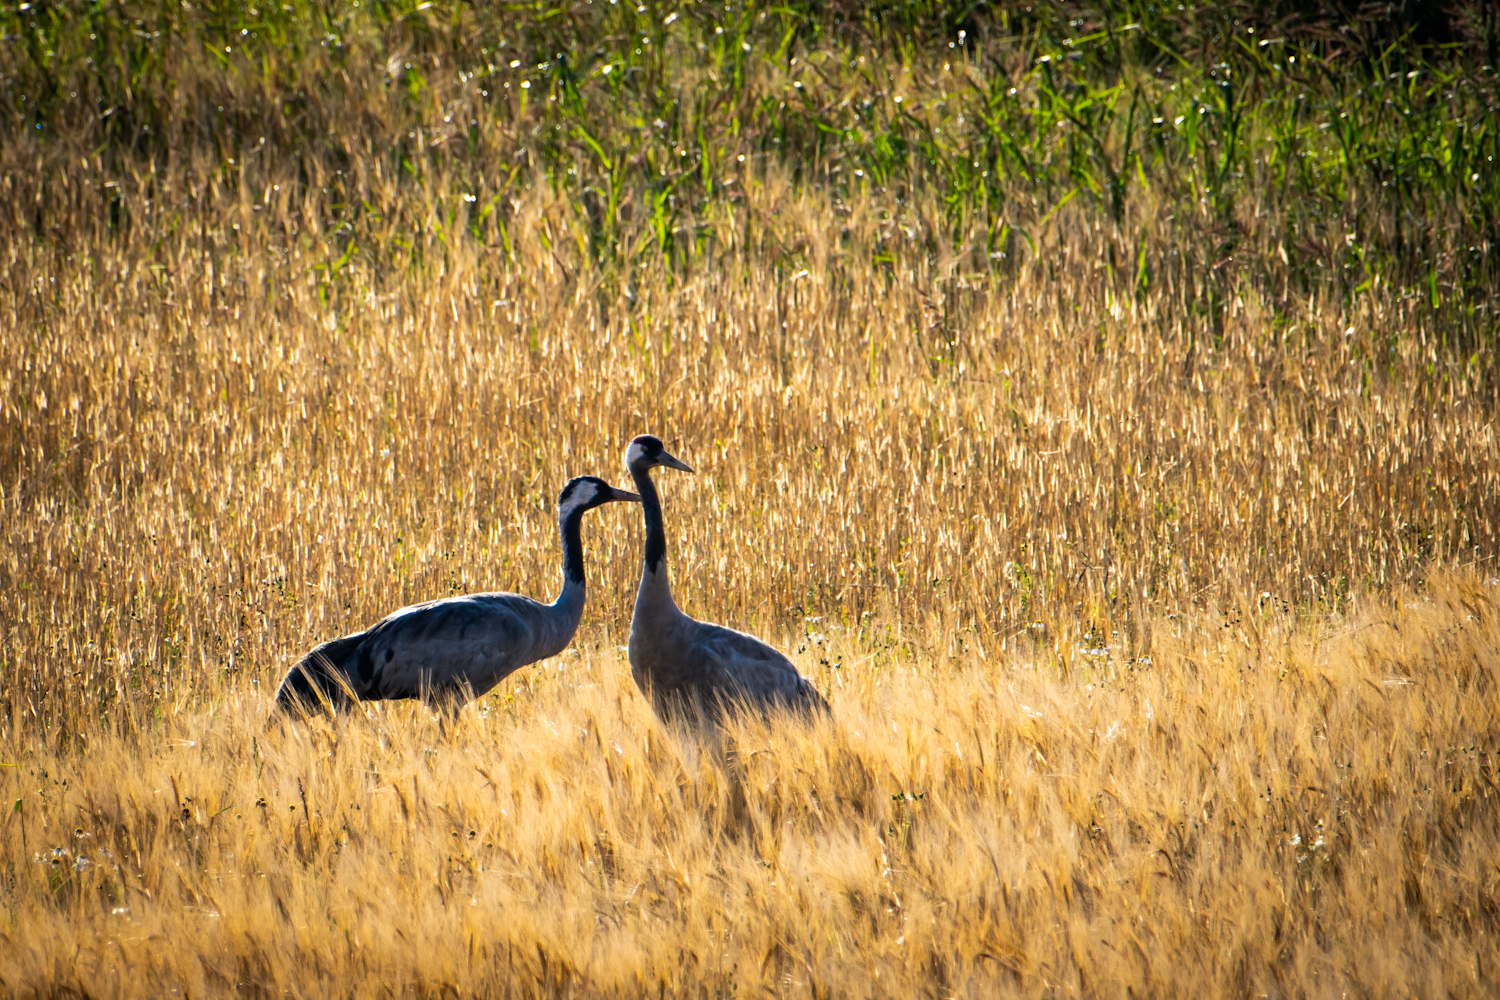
[552,508,588,617]
[630,463,678,612]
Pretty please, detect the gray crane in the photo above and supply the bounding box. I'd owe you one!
[276,476,639,716]
[624,435,829,724]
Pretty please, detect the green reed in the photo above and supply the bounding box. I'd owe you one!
[4,2,1494,314]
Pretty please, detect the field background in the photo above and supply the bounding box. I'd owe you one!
[2,1,1499,996]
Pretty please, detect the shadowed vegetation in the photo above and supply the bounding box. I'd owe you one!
[3,0,1498,306]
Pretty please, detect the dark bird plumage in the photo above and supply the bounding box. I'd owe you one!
[276,475,638,716]
[624,435,829,724]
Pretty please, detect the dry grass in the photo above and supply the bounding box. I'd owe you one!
[4,169,1498,726]
[3,13,1500,990]
[2,578,1498,997]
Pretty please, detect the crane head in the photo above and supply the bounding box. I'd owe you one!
[557,476,641,523]
[626,434,695,475]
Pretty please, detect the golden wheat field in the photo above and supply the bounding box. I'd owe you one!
[4,6,1500,991]
[3,171,1499,996]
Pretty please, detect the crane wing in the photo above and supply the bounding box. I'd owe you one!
[695,623,826,713]
[353,592,558,702]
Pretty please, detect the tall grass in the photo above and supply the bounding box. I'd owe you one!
[3,579,1498,996]
[3,1,1497,303]
[2,1,1499,995]
[4,165,1497,735]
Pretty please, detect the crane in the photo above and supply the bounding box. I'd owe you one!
[623,435,829,724]
[276,475,638,715]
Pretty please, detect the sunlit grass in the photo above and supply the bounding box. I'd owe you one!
[3,2,1499,996]
[3,579,1498,996]
[4,167,1498,989]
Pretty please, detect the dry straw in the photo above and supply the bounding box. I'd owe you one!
[1,578,1497,997]
[4,168,1498,996]
[2,3,1498,995]
[3,168,1496,731]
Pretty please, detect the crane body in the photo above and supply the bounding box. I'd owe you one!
[624,435,828,723]
[276,476,638,715]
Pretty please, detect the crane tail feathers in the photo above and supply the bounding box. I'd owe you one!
[275,648,360,716]
[798,680,832,717]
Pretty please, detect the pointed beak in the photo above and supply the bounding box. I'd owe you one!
[660,452,695,474]
[607,486,643,503]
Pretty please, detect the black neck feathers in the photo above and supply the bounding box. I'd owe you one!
[632,465,667,573]
[560,508,587,585]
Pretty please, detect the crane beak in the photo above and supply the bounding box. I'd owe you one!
[607,486,643,503]
[660,452,695,474]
